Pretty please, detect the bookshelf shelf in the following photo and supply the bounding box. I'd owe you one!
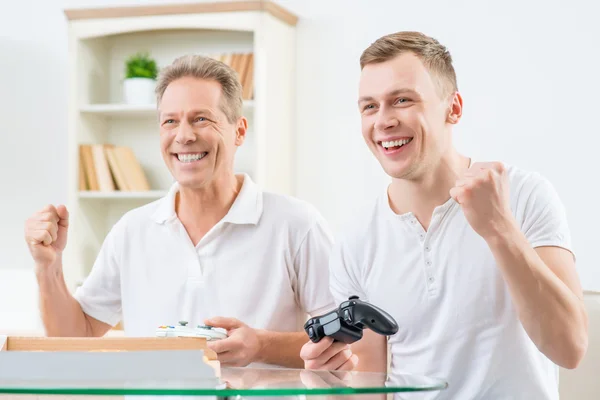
[64,1,297,291]
[78,190,168,200]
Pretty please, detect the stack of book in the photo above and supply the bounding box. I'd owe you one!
[208,52,254,100]
[79,144,150,192]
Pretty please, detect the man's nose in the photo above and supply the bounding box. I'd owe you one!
[175,121,196,144]
[374,106,400,132]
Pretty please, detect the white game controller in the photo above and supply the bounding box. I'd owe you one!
[156,321,227,341]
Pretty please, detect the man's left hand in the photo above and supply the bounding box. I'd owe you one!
[204,317,263,367]
[449,161,516,240]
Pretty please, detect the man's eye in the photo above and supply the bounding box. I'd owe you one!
[396,98,409,104]
[164,119,175,124]
[195,117,206,122]
[363,104,376,111]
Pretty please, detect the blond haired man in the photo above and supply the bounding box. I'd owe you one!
[25,55,335,368]
[300,32,588,399]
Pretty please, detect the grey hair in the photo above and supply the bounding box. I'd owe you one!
[155,54,243,123]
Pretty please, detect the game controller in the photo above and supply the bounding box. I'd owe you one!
[304,296,399,344]
[156,321,227,341]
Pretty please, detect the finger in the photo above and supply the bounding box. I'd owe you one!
[56,205,69,228]
[305,342,350,369]
[33,221,57,242]
[454,178,471,187]
[337,354,359,371]
[205,316,243,331]
[41,204,58,215]
[318,348,354,371]
[207,336,237,354]
[40,211,59,224]
[213,350,236,365]
[449,186,462,203]
[300,337,334,360]
[29,230,53,246]
[299,370,330,389]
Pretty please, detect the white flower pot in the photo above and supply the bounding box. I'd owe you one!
[123,77,156,105]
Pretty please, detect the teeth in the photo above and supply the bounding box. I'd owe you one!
[177,153,207,163]
[382,138,412,149]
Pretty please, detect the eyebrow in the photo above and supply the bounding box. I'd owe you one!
[358,88,417,104]
[159,109,217,119]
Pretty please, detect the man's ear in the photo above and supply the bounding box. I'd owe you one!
[446,91,463,124]
[235,116,248,146]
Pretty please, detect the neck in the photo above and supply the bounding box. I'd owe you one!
[176,173,243,244]
[388,149,470,230]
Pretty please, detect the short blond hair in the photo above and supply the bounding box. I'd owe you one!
[360,31,458,97]
[155,55,243,124]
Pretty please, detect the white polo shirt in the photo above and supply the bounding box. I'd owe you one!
[74,174,335,337]
[329,164,572,399]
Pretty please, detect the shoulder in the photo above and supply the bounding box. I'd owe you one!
[261,190,329,232]
[105,198,164,238]
[502,163,562,209]
[333,193,385,253]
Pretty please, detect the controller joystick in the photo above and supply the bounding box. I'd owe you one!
[304,296,398,344]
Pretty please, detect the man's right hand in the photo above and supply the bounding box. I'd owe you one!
[300,337,358,371]
[25,204,69,270]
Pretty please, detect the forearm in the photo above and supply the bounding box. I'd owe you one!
[256,330,307,368]
[36,261,91,337]
[485,222,588,368]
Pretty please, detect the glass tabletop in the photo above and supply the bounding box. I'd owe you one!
[0,367,447,396]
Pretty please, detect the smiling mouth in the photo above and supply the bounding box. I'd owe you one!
[174,152,208,163]
[379,138,413,150]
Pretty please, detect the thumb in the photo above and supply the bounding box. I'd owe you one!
[56,205,69,228]
[205,316,244,331]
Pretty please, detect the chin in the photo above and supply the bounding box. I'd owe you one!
[173,173,211,189]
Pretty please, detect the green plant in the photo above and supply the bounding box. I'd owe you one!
[125,51,158,80]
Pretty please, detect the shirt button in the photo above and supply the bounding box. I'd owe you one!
[425,246,431,252]
[428,276,435,283]
[411,219,417,224]
[419,234,425,241]
[426,260,432,266]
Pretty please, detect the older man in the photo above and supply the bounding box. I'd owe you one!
[25,55,334,368]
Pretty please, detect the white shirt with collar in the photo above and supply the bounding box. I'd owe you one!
[329,164,572,399]
[74,174,335,336]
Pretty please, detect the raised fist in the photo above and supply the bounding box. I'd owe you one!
[24,204,69,269]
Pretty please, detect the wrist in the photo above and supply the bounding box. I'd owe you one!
[254,329,268,363]
[483,215,521,248]
[35,257,63,281]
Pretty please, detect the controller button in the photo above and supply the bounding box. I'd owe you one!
[179,321,188,326]
[308,326,315,338]
[343,309,352,322]
[349,295,359,300]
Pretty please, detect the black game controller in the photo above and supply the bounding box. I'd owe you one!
[304,296,399,344]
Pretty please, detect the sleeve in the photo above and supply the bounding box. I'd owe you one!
[72,222,123,327]
[292,213,336,317]
[328,238,368,305]
[519,173,574,257]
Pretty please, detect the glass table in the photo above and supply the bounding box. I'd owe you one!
[0,367,447,398]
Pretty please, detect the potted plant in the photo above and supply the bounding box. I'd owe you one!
[123,51,158,105]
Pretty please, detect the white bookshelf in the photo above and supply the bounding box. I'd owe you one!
[63,1,297,291]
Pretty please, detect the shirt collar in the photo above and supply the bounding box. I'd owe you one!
[150,173,263,225]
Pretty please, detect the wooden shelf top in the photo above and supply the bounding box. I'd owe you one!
[64,1,298,26]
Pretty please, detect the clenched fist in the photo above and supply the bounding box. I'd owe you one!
[24,204,69,270]
[449,162,516,240]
